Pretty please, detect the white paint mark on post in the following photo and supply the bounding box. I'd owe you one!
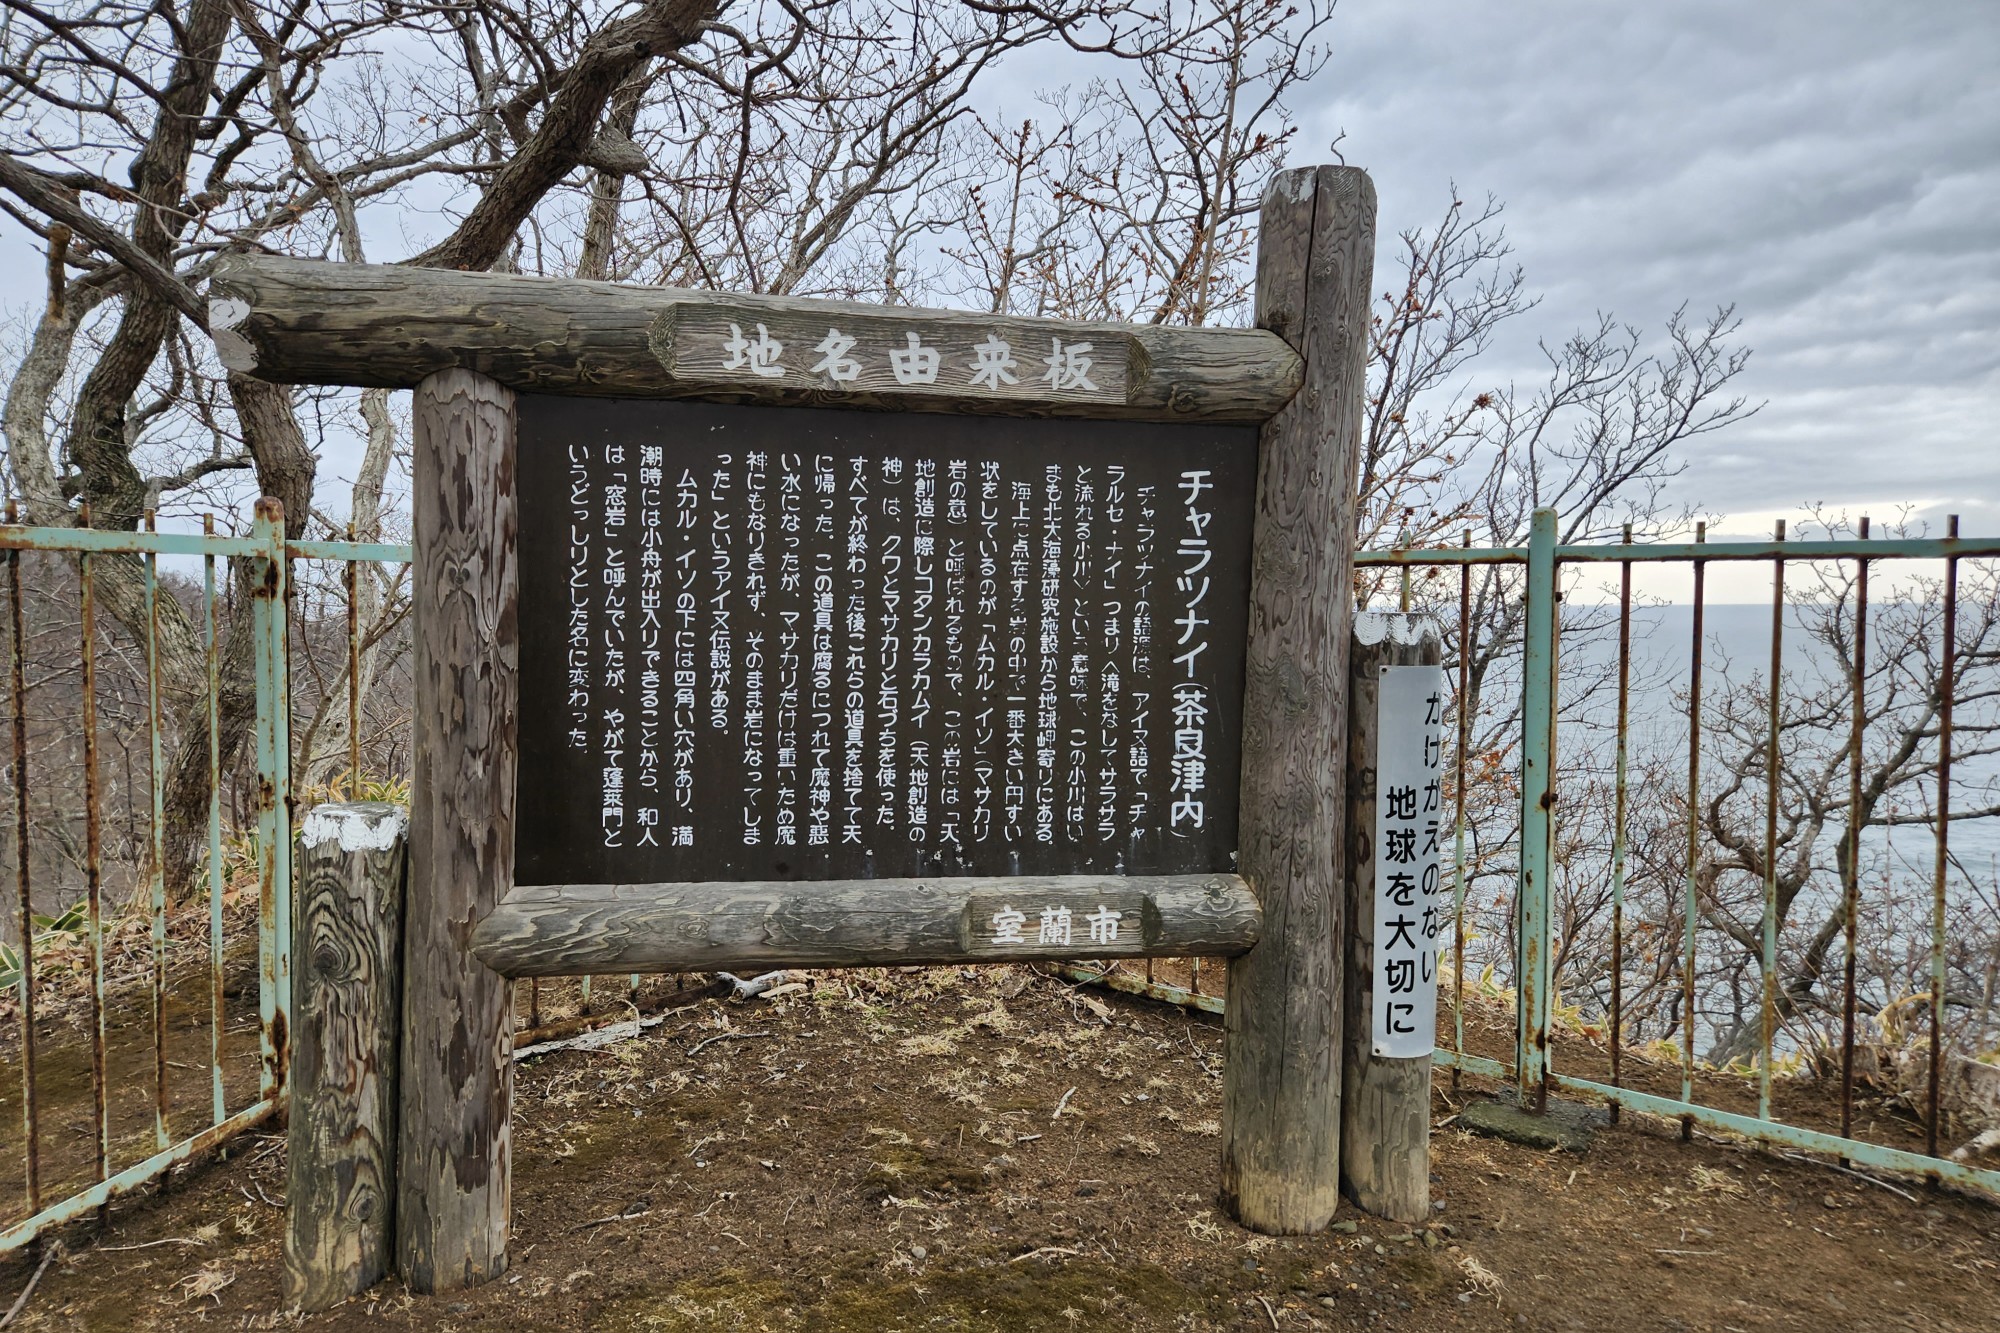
[301,803,409,853]
[1354,612,1441,647]
[1372,664,1447,1058]
[209,296,258,372]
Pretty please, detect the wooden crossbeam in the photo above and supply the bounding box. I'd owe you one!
[208,254,1302,422]
[468,874,1260,978]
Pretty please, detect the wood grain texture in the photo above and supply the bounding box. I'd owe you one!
[1220,165,1377,1235]
[285,802,407,1313]
[1340,623,1440,1225]
[207,253,1300,423]
[400,370,517,1293]
[468,874,1260,977]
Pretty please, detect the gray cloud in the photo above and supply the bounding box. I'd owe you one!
[1309,0,2000,525]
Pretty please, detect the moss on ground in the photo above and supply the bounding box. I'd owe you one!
[857,1139,1002,1201]
[603,1256,1222,1332]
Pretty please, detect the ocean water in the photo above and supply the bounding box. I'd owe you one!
[1439,597,2000,1055]
[1553,602,2000,875]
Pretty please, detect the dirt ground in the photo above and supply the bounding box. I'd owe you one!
[1,966,1996,1332]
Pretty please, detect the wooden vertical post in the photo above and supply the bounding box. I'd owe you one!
[399,368,519,1291]
[1221,164,1376,1234]
[286,801,407,1312]
[1340,616,1441,1224]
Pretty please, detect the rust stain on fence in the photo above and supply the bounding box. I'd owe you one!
[1680,521,1707,1143]
[347,521,361,798]
[205,513,226,1128]
[1103,520,2000,1201]
[145,508,170,1151]
[1928,515,1959,1162]
[1839,516,1871,1145]
[1609,524,1633,1124]
[1759,521,1786,1122]
[0,1099,280,1256]
[78,506,110,1203]
[8,499,39,1215]
[3,506,1997,1247]
[251,497,292,1104]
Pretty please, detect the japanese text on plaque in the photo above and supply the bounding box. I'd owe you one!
[517,399,1254,885]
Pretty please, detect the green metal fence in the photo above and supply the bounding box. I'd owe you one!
[4,502,1995,1260]
[1082,507,2000,1199]
[0,506,404,1256]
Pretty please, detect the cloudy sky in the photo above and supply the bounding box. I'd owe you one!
[1304,0,1999,546]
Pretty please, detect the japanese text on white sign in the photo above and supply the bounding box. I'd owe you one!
[1371,664,1447,1058]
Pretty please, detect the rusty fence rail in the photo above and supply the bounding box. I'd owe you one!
[0,506,406,1257]
[1078,511,2000,1199]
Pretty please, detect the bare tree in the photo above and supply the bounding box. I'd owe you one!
[1677,521,2000,1064]
[1,0,726,894]
[931,0,1333,325]
[1354,193,1532,555]
[1363,227,1761,982]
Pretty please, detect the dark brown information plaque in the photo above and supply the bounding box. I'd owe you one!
[515,396,1255,884]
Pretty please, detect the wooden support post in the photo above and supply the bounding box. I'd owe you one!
[285,802,407,1312]
[1341,616,1442,1225]
[400,368,518,1292]
[1221,164,1376,1234]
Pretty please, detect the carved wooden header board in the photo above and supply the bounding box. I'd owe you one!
[650,304,1137,411]
[207,253,1302,420]
[514,397,1255,886]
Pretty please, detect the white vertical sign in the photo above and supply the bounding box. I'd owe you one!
[1372,663,1447,1058]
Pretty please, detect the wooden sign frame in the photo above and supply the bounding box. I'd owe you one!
[215,164,1373,1289]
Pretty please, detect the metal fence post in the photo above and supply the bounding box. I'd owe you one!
[1516,507,1557,1105]
[252,498,294,1100]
